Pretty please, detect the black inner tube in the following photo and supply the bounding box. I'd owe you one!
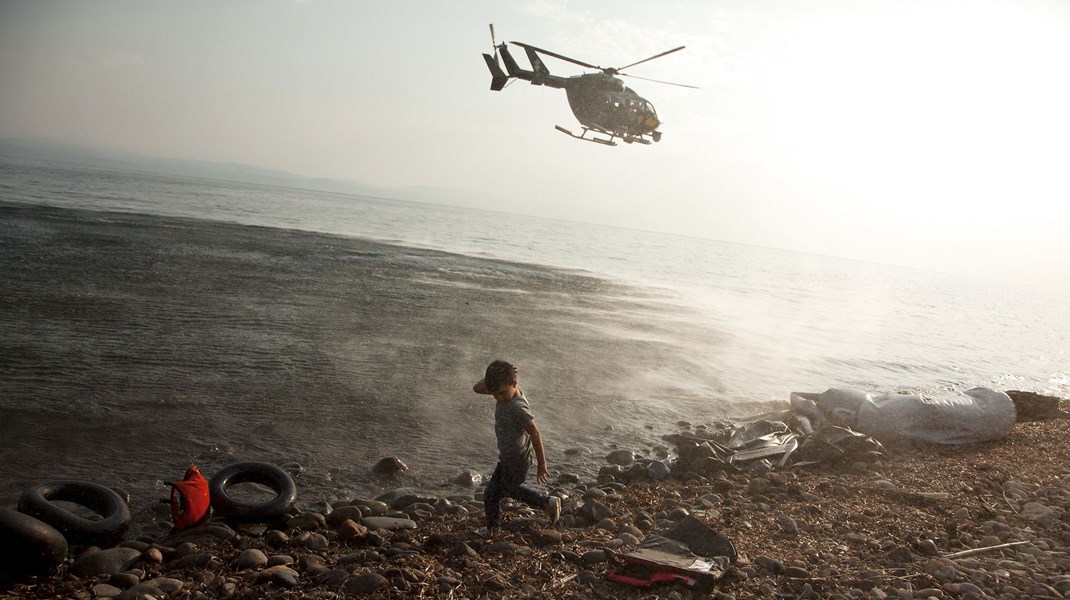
[209,462,296,522]
[16,481,130,547]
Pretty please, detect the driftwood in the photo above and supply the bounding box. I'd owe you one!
[943,540,1030,559]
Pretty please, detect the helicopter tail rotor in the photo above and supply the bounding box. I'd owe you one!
[484,24,509,91]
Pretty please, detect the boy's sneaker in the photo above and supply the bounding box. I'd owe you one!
[474,526,494,539]
[546,496,561,525]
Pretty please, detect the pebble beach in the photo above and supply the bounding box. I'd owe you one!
[3,397,1069,600]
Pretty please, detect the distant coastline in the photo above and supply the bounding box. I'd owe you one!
[0,137,493,210]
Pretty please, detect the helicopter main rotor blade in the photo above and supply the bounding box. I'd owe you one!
[510,41,601,70]
[619,73,700,89]
[618,46,686,71]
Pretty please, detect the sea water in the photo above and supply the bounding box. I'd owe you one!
[1,156,1067,520]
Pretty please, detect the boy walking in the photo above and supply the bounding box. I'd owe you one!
[473,360,560,538]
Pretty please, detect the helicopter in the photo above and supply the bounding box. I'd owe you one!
[481,25,696,146]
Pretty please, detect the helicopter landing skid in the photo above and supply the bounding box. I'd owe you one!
[555,125,618,146]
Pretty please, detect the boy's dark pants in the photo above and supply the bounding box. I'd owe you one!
[483,460,549,528]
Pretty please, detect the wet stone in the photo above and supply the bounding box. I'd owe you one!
[449,542,479,559]
[287,512,326,531]
[531,529,563,546]
[109,573,139,589]
[299,553,328,574]
[437,575,461,590]
[606,450,636,465]
[581,549,609,564]
[90,583,122,598]
[263,529,289,547]
[345,572,390,594]
[267,554,295,567]
[325,505,365,527]
[234,548,268,570]
[318,569,350,586]
[755,556,785,574]
[293,531,330,550]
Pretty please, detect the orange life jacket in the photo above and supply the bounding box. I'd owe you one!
[169,464,210,531]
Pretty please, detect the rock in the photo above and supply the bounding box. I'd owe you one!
[916,538,939,556]
[362,516,417,531]
[606,450,637,465]
[299,553,328,574]
[530,529,563,546]
[449,542,479,559]
[114,582,163,600]
[339,519,370,541]
[345,572,390,594]
[236,523,267,537]
[667,507,690,520]
[292,531,329,550]
[1005,390,1070,420]
[267,554,295,567]
[234,548,268,570]
[151,578,184,593]
[71,547,141,577]
[1020,502,1056,526]
[109,572,139,589]
[755,556,785,574]
[339,549,382,564]
[595,518,617,531]
[272,570,300,588]
[581,549,609,564]
[287,511,326,531]
[647,460,671,481]
[375,488,438,510]
[264,529,289,547]
[252,565,299,585]
[582,488,608,500]
[326,505,365,528]
[452,470,483,486]
[886,545,914,564]
[578,499,615,524]
[90,583,122,598]
[141,547,163,564]
[485,540,520,555]
[370,457,409,478]
[351,499,390,516]
[318,569,350,586]
[437,575,461,590]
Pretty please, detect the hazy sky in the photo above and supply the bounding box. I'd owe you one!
[2,0,1068,292]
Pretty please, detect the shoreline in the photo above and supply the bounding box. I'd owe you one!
[3,398,1069,599]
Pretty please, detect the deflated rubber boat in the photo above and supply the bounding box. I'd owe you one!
[792,387,1017,445]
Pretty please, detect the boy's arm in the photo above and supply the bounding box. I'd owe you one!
[524,420,549,484]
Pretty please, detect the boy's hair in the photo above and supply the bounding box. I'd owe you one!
[484,360,516,392]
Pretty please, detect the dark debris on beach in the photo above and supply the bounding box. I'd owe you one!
[3,399,1070,600]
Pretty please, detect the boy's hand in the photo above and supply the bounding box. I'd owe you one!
[536,463,549,484]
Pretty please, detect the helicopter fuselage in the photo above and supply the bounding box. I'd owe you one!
[483,42,662,144]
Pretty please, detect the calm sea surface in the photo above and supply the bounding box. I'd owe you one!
[1,156,1067,529]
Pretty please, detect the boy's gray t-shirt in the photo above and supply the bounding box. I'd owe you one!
[495,392,535,465]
